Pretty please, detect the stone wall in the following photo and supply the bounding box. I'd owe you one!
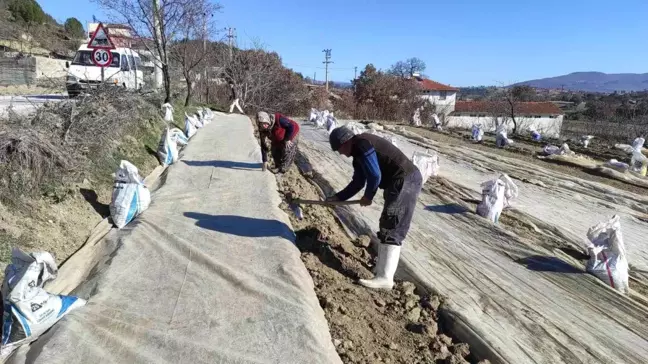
[0,57,36,86]
[34,57,68,79]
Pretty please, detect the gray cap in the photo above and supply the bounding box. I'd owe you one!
[329,126,355,151]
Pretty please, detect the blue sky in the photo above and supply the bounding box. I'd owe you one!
[40,0,648,86]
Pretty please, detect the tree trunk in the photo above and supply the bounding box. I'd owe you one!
[162,64,172,103]
[184,79,193,107]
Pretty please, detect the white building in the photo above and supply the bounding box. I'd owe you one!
[413,76,565,138]
[448,101,564,138]
[414,77,458,116]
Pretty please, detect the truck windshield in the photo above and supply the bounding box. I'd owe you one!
[72,51,120,68]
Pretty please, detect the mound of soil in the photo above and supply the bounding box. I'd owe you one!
[275,166,486,364]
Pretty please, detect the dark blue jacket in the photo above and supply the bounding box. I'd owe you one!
[336,133,416,201]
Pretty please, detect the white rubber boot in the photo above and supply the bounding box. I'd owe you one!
[371,242,383,274]
[359,244,401,290]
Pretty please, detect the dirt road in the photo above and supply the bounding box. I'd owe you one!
[296,121,648,364]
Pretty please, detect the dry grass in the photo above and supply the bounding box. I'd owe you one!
[0,86,165,208]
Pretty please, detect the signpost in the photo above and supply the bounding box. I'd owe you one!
[87,23,116,83]
[91,49,113,68]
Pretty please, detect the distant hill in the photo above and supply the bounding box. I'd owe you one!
[513,72,648,93]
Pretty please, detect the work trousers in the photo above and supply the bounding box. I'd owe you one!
[378,168,423,246]
[271,137,299,172]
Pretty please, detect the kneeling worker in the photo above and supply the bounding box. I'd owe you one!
[327,126,422,290]
[257,111,300,173]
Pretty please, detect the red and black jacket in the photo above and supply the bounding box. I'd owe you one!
[260,113,300,163]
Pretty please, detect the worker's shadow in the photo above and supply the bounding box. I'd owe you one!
[425,204,469,214]
[183,160,263,170]
[184,212,295,242]
[80,188,110,218]
[516,255,583,274]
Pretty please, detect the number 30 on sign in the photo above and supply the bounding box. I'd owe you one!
[91,49,113,67]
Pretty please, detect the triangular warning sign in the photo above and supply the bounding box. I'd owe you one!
[87,23,116,50]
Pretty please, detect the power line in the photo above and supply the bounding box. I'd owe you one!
[283,63,355,71]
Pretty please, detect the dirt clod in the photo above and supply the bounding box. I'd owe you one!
[423,294,442,311]
[439,333,454,346]
[356,235,371,248]
[400,281,417,296]
[407,307,422,322]
[447,355,471,364]
[452,343,471,358]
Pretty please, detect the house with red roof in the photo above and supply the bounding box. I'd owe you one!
[413,75,459,115]
[413,75,565,137]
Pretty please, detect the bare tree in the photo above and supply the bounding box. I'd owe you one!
[487,86,537,134]
[95,0,220,103]
[212,41,308,114]
[388,57,426,78]
[169,3,220,106]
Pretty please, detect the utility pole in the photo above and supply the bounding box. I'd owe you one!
[227,27,236,61]
[322,49,332,92]
[202,13,207,103]
[354,66,357,92]
[152,0,163,91]
[314,72,316,83]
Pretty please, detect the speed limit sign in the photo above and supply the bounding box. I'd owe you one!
[91,49,113,67]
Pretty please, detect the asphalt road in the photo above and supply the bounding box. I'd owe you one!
[0,94,67,116]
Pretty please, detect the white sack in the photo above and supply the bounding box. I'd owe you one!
[325,115,338,134]
[196,108,209,125]
[471,124,484,142]
[346,122,366,135]
[630,150,647,176]
[632,137,645,151]
[193,113,204,128]
[431,114,441,128]
[412,150,439,184]
[309,108,319,124]
[162,103,174,122]
[581,135,594,148]
[495,124,512,147]
[544,144,572,156]
[368,123,384,131]
[1,249,85,352]
[586,215,629,294]
[477,174,518,223]
[477,179,506,223]
[203,108,214,121]
[412,109,422,127]
[499,173,519,208]
[157,128,178,166]
[110,161,151,229]
[543,145,561,155]
[316,110,329,128]
[615,144,635,154]
[185,114,198,139]
[561,143,573,155]
[606,159,630,172]
[170,128,188,146]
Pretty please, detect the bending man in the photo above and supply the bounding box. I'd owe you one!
[327,126,422,290]
[257,111,300,173]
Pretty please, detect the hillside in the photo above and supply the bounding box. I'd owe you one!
[513,72,648,93]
